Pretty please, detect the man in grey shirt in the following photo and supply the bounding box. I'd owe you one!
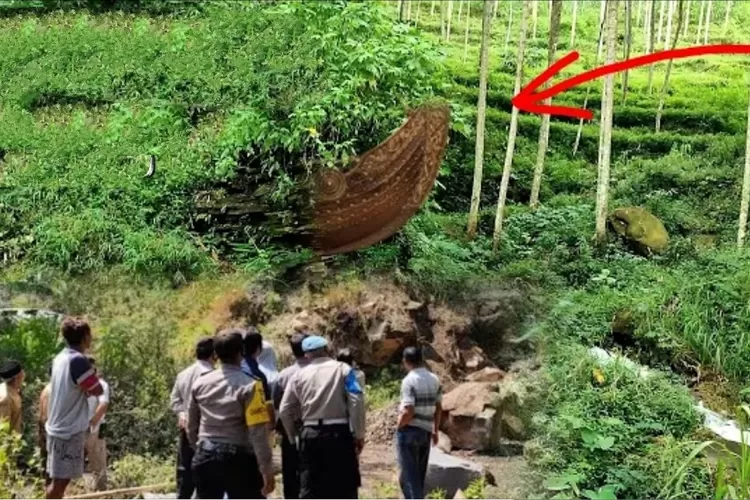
[279,335,365,499]
[187,329,275,499]
[169,337,215,499]
[272,331,309,499]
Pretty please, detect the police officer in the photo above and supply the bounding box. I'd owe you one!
[278,335,365,499]
[187,329,275,499]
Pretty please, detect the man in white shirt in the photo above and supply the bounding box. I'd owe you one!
[84,356,109,492]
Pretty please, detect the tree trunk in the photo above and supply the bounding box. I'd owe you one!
[399,0,406,21]
[723,0,731,34]
[457,0,464,26]
[656,0,684,132]
[504,0,514,52]
[664,0,675,50]
[703,0,712,43]
[493,0,500,19]
[440,0,446,39]
[573,12,607,156]
[467,0,494,239]
[657,0,666,45]
[647,0,657,93]
[464,0,472,61]
[597,0,606,59]
[595,0,619,245]
[637,0,644,26]
[570,0,579,47]
[415,0,422,25]
[695,0,705,44]
[738,85,750,247]
[532,0,539,39]
[406,0,412,21]
[622,0,632,103]
[530,0,563,209]
[643,0,652,48]
[446,0,454,41]
[492,0,530,251]
[431,0,436,16]
[683,0,691,37]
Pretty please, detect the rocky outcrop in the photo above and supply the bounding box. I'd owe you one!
[0,308,62,328]
[425,447,492,499]
[441,382,501,451]
[608,207,669,255]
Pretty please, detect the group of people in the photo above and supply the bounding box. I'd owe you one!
[0,315,444,499]
[0,317,111,498]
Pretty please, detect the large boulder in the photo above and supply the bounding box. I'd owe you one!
[608,207,669,255]
[424,447,486,499]
[441,382,501,450]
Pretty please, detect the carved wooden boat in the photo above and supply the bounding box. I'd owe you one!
[311,106,450,256]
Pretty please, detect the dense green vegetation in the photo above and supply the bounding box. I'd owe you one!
[3,0,750,498]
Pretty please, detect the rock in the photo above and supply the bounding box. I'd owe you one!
[589,347,651,379]
[608,207,669,255]
[442,382,498,416]
[0,308,63,328]
[466,367,506,383]
[454,489,467,499]
[442,383,502,450]
[437,431,453,453]
[501,414,526,440]
[425,447,485,499]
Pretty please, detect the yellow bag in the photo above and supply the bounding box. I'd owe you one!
[245,381,270,426]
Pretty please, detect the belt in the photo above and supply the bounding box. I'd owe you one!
[303,418,349,427]
[197,440,249,454]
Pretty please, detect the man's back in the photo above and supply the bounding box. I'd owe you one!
[0,382,21,433]
[401,367,441,432]
[290,358,349,420]
[171,360,213,416]
[46,348,92,439]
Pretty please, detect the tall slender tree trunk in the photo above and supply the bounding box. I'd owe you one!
[683,0,691,37]
[597,0,606,59]
[595,0,619,245]
[493,0,500,19]
[406,0,412,21]
[738,85,750,248]
[573,13,607,156]
[446,0,454,41]
[656,0,685,132]
[431,0,436,16]
[647,0,657,93]
[695,0,705,43]
[504,1,514,52]
[657,0,666,45]
[532,0,539,39]
[723,0,731,34]
[703,0,712,44]
[530,0,563,208]
[493,0,530,251]
[637,0,644,27]
[467,0,494,239]
[643,0,652,48]
[415,0,422,25]
[622,0,632,103]
[457,0,464,26]
[664,0,675,50]
[440,0,447,39]
[399,0,406,21]
[464,0,472,61]
[570,0,579,47]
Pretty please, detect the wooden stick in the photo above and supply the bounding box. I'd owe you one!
[67,483,173,499]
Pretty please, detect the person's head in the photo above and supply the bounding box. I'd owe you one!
[402,346,423,371]
[242,327,263,360]
[336,348,354,367]
[0,360,24,389]
[61,317,92,352]
[213,328,245,365]
[289,332,309,359]
[195,336,215,363]
[302,335,329,359]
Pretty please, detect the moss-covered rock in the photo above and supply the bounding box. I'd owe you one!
[609,207,669,255]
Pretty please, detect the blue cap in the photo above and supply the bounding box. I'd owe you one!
[302,335,328,352]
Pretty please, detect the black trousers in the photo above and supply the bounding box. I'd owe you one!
[176,429,194,499]
[192,441,265,499]
[281,431,300,499]
[299,424,359,499]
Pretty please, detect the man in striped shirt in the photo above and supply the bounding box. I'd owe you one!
[396,346,442,499]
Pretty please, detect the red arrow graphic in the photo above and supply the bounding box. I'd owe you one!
[512,44,750,120]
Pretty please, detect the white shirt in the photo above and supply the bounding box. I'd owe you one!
[88,378,110,433]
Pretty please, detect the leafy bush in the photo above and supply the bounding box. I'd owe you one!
[109,453,173,490]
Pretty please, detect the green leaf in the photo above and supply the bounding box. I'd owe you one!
[597,436,615,450]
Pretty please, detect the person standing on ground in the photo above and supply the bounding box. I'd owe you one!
[187,329,275,499]
[395,346,443,499]
[272,332,310,499]
[169,337,215,499]
[241,328,275,445]
[45,318,103,500]
[335,348,366,388]
[279,335,365,499]
[258,339,279,385]
[84,356,110,492]
[38,367,52,486]
[0,360,24,435]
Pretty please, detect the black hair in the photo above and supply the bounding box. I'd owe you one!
[86,355,96,366]
[60,317,91,346]
[289,332,308,359]
[214,329,244,364]
[402,346,423,366]
[336,348,354,366]
[195,337,215,361]
[243,328,263,358]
